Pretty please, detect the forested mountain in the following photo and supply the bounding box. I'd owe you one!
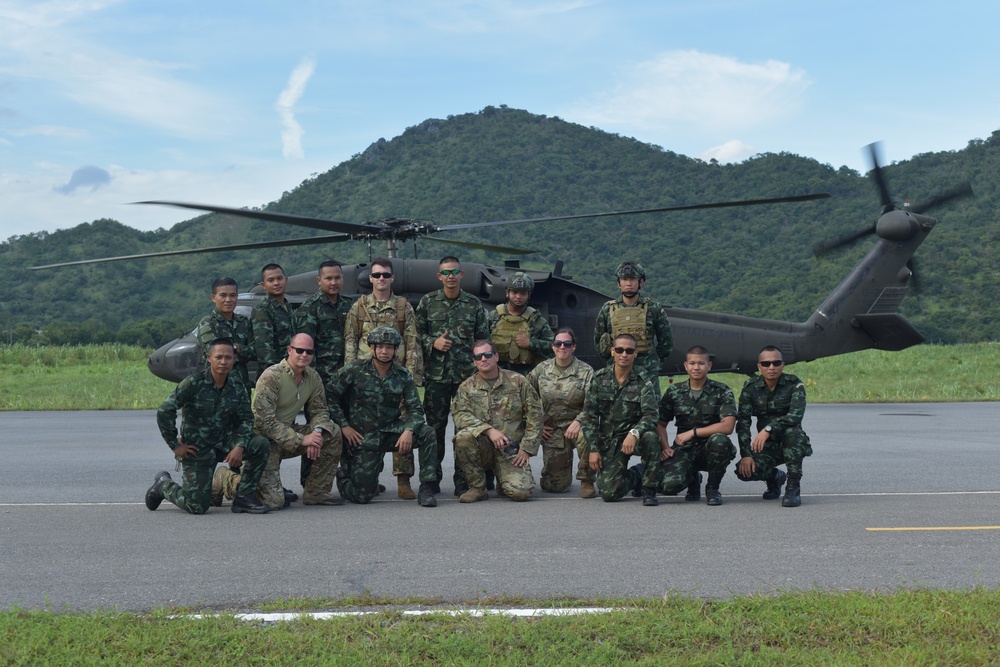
[3,105,999,346]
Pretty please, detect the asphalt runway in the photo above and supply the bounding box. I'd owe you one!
[1,403,998,612]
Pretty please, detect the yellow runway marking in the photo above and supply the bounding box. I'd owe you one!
[867,526,1000,532]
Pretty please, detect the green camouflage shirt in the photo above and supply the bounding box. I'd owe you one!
[451,369,543,456]
[593,295,673,380]
[659,378,737,432]
[580,366,658,453]
[156,368,254,462]
[294,291,354,383]
[736,373,807,458]
[487,304,555,372]
[343,294,424,385]
[196,309,254,389]
[415,289,489,384]
[252,296,295,370]
[326,358,425,435]
[526,357,593,429]
[252,359,336,449]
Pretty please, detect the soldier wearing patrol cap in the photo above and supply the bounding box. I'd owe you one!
[326,326,439,507]
[488,271,554,375]
[593,261,673,397]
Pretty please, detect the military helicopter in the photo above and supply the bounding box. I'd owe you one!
[32,144,971,383]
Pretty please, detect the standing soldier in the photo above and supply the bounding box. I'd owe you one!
[295,260,354,386]
[594,261,672,396]
[488,271,554,375]
[145,338,270,515]
[196,277,254,389]
[343,257,424,500]
[252,263,295,370]
[415,256,489,496]
[327,327,438,507]
[526,328,596,497]
[656,346,737,506]
[581,333,661,506]
[735,345,812,508]
[451,339,541,502]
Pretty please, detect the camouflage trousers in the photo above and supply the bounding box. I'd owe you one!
[338,424,438,504]
[658,434,736,495]
[539,429,593,493]
[258,425,343,510]
[162,435,269,515]
[454,432,535,501]
[735,427,812,481]
[593,431,660,502]
[423,380,465,487]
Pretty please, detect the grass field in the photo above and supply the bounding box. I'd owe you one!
[3,590,999,665]
[1,342,997,410]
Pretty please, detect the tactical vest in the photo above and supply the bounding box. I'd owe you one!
[354,295,408,361]
[492,304,538,366]
[608,301,649,353]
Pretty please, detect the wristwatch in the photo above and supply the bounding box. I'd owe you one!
[763,425,773,433]
[629,428,640,438]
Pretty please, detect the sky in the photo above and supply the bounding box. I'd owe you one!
[2,0,998,239]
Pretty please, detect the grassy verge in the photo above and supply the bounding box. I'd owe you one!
[1,342,998,410]
[3,590,999,665]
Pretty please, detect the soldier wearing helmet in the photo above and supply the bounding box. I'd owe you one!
[325,326,439,507]
[487,271,555,375]
[594,261,673,397]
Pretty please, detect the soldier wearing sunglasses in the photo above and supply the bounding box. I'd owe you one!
[735,346,812,507]
[580,333,661,506]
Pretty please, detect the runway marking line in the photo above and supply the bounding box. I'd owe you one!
[184,608,619,622]
[867,526,1000,532]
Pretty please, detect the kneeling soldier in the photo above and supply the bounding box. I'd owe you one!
[327,326,438,506]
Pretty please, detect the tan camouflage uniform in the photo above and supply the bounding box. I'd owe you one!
[451,369,541,501]
[526,357,594,492]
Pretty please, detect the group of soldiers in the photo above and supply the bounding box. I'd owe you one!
[145,256,811,516]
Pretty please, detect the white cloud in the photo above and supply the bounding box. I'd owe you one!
[569,50,810,134]
[700,139,755,164]
[276,58,316,159]
[15,125,88,139]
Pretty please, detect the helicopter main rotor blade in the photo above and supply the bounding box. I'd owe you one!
[865,142,894,213]
[812,223,878,257]
[911,182,974,215]
[30,233,352,269]
[420,236,538,255]
[135,201,371,235]
[440,193,832,231]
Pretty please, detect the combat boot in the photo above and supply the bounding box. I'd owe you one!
[144,471,172,511]
[782,473,802,507]
[642,487,659,506]
[579,480,597,499]
[685,471,703,502]
[232,495,270,514]
[484,468,496,491]
[211,466,227,507]
[629,464,645,497]
[705,471,725,506]
[763,468,787,500]
[459,487,489,503]
[397,475,416,500]
[417,482,438,507]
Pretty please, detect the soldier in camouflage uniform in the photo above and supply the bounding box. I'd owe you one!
[415,256,489,495]
[295,260,354,386]
[343,257,424,500]
[488,271,554,375]
[327,327,438,507]
[252,263,296,371]
[593,261,672,397]
[452,340,541,502]
[196,277,254,389]
[656,346,737,506]
[252,333,344,509]
[526,327,596,497]
[145,338,270,515]
[735,346,812,508]
[581,333,661,505]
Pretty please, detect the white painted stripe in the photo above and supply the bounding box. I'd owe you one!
[183,608,620,622]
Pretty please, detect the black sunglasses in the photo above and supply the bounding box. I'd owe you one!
[613,347,637,355]
[758,360,784,367]
[291,347,315,355]
[472,351,496,360]
[370,272,393,279]
[552,340,575,348]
